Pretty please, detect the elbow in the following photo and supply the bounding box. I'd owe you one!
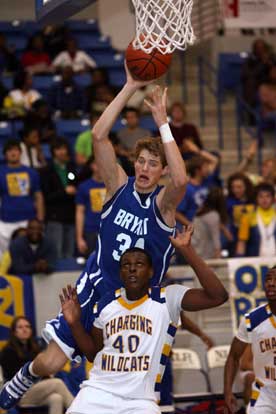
[217,289,229,306]
[173,175,187,190]
[92,127,101,143]
[86,353,95,363]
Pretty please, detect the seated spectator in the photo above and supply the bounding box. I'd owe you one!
[43,24,70,60]
[76,156,106,256]
[169,101,203,158]
[48,66,85,119]
[259,65,276,117]
[85,68,115,113]
[40,138,77,259]
[21,33,52,75]
[241,38,275,109]
[0,227,27,274]
[74,112,99,167]
[237,183,276,257]
[176,154,219,226]
[226,172,255,255]
[0,316,73,414]
[20,126,46,169]
[25,99,57,143]
[0,139,44,257]
[9,219,57,275]
[117,107,151,156]
[3,71,41,118]
[53,38,96,73]
[0,32,19,74]
[239,344,255,408]
[192,187,228,259]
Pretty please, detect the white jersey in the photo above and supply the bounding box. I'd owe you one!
[237,303,276,389]
[82,285,189,401]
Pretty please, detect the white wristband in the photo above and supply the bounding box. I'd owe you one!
[159,123,174,144]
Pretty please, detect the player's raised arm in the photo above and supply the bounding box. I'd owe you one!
[169,226,228,311]
[59,285,103,362]
[145,87,187,226]
[92,63,153,198]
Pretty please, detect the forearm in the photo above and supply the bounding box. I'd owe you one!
[76,207,85,241]
[163,139,187,187]
[224,355,240,396]
[179,245,227,301]
[69,321,97,362]
[92,83,137,141]
[181,313,205,338]
[175,211,191,226]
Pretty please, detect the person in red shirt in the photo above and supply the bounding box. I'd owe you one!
[21,33,52,75]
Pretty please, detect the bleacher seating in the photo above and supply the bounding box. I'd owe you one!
[55,118,90,148]
[218,52,248,94]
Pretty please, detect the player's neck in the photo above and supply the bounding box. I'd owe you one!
[134,182,157,194]
[269,301,276,315]
[125,287,148,301]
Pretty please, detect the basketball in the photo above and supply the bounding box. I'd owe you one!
[125,39,173,81]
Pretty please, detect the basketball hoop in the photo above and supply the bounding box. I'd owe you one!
[132,0,195,55]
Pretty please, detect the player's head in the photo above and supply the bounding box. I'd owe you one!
[119,248,153,295]
[134,137,167,192]
[255,183,275,210]
[264,266,276,302]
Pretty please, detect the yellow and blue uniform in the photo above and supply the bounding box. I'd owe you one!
[237,304,276,413]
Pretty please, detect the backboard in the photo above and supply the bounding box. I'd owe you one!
[36,0,97,24]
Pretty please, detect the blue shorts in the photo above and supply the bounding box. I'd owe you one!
[42,253,106,361]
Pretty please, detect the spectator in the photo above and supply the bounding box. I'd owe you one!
[43,25,70,60]
[117,107,151,155]
[53,38,96,73]
[0,139,44,257]
[0,316,73,414]
[9,219,57,275]
[48,66,85,119]
[25,99,57,143]
[192,187,228,259]
[169,101,203,158]
[226,172,255,254]
[236,183,276,257]
[259,65,276,117]
[0,227,27,274]
[40,138,77,259]
[20,126,46,169]
[0,32,19,73]
[21,33,52,75]
[74,112,99,167]
[3,71,41,118]
[176,154,219,226]
[241,38,275,109]
[85,68,115,113]
[76,156,106,256]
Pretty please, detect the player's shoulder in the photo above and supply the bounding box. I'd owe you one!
[245,303,270,331]
[93,289,121,317]
[149,286,166,304]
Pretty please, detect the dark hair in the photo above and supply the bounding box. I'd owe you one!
[10,227,27,241]
[187,155,208,178]
[135,137,167,168]
[170,101,186,117]
[266,266,276,279]
[13,70,30,89]
[119,247,152,268]
[3,139,21,155]
[197,187,228,224]
[21,125,39,141]
[25,32,44,53]
[124,107,140,117]
[50,137,70,157]
[255,182,275,199]
[7,316,40,360]
[227,172,254,202]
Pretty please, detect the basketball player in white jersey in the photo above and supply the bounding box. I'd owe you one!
[224,266,276,413]
[60,226,228,414]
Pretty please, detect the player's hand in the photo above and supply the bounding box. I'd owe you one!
[77,238,88,255]
[144,85,168,128]
[224,391,238,413]
[124,60,153,90]
[169,225,194,249]
[59,285,81,326]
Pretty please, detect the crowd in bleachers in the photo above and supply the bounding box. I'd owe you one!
[0,21,275,275]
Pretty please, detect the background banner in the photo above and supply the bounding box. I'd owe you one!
[0,274,35,349]
[228,257,276,334]
[223,0,276,28]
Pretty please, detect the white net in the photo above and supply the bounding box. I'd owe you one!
[131,0,195,54]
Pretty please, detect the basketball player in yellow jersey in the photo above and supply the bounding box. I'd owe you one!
[60,226,228,414]
[224,266,276,414]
